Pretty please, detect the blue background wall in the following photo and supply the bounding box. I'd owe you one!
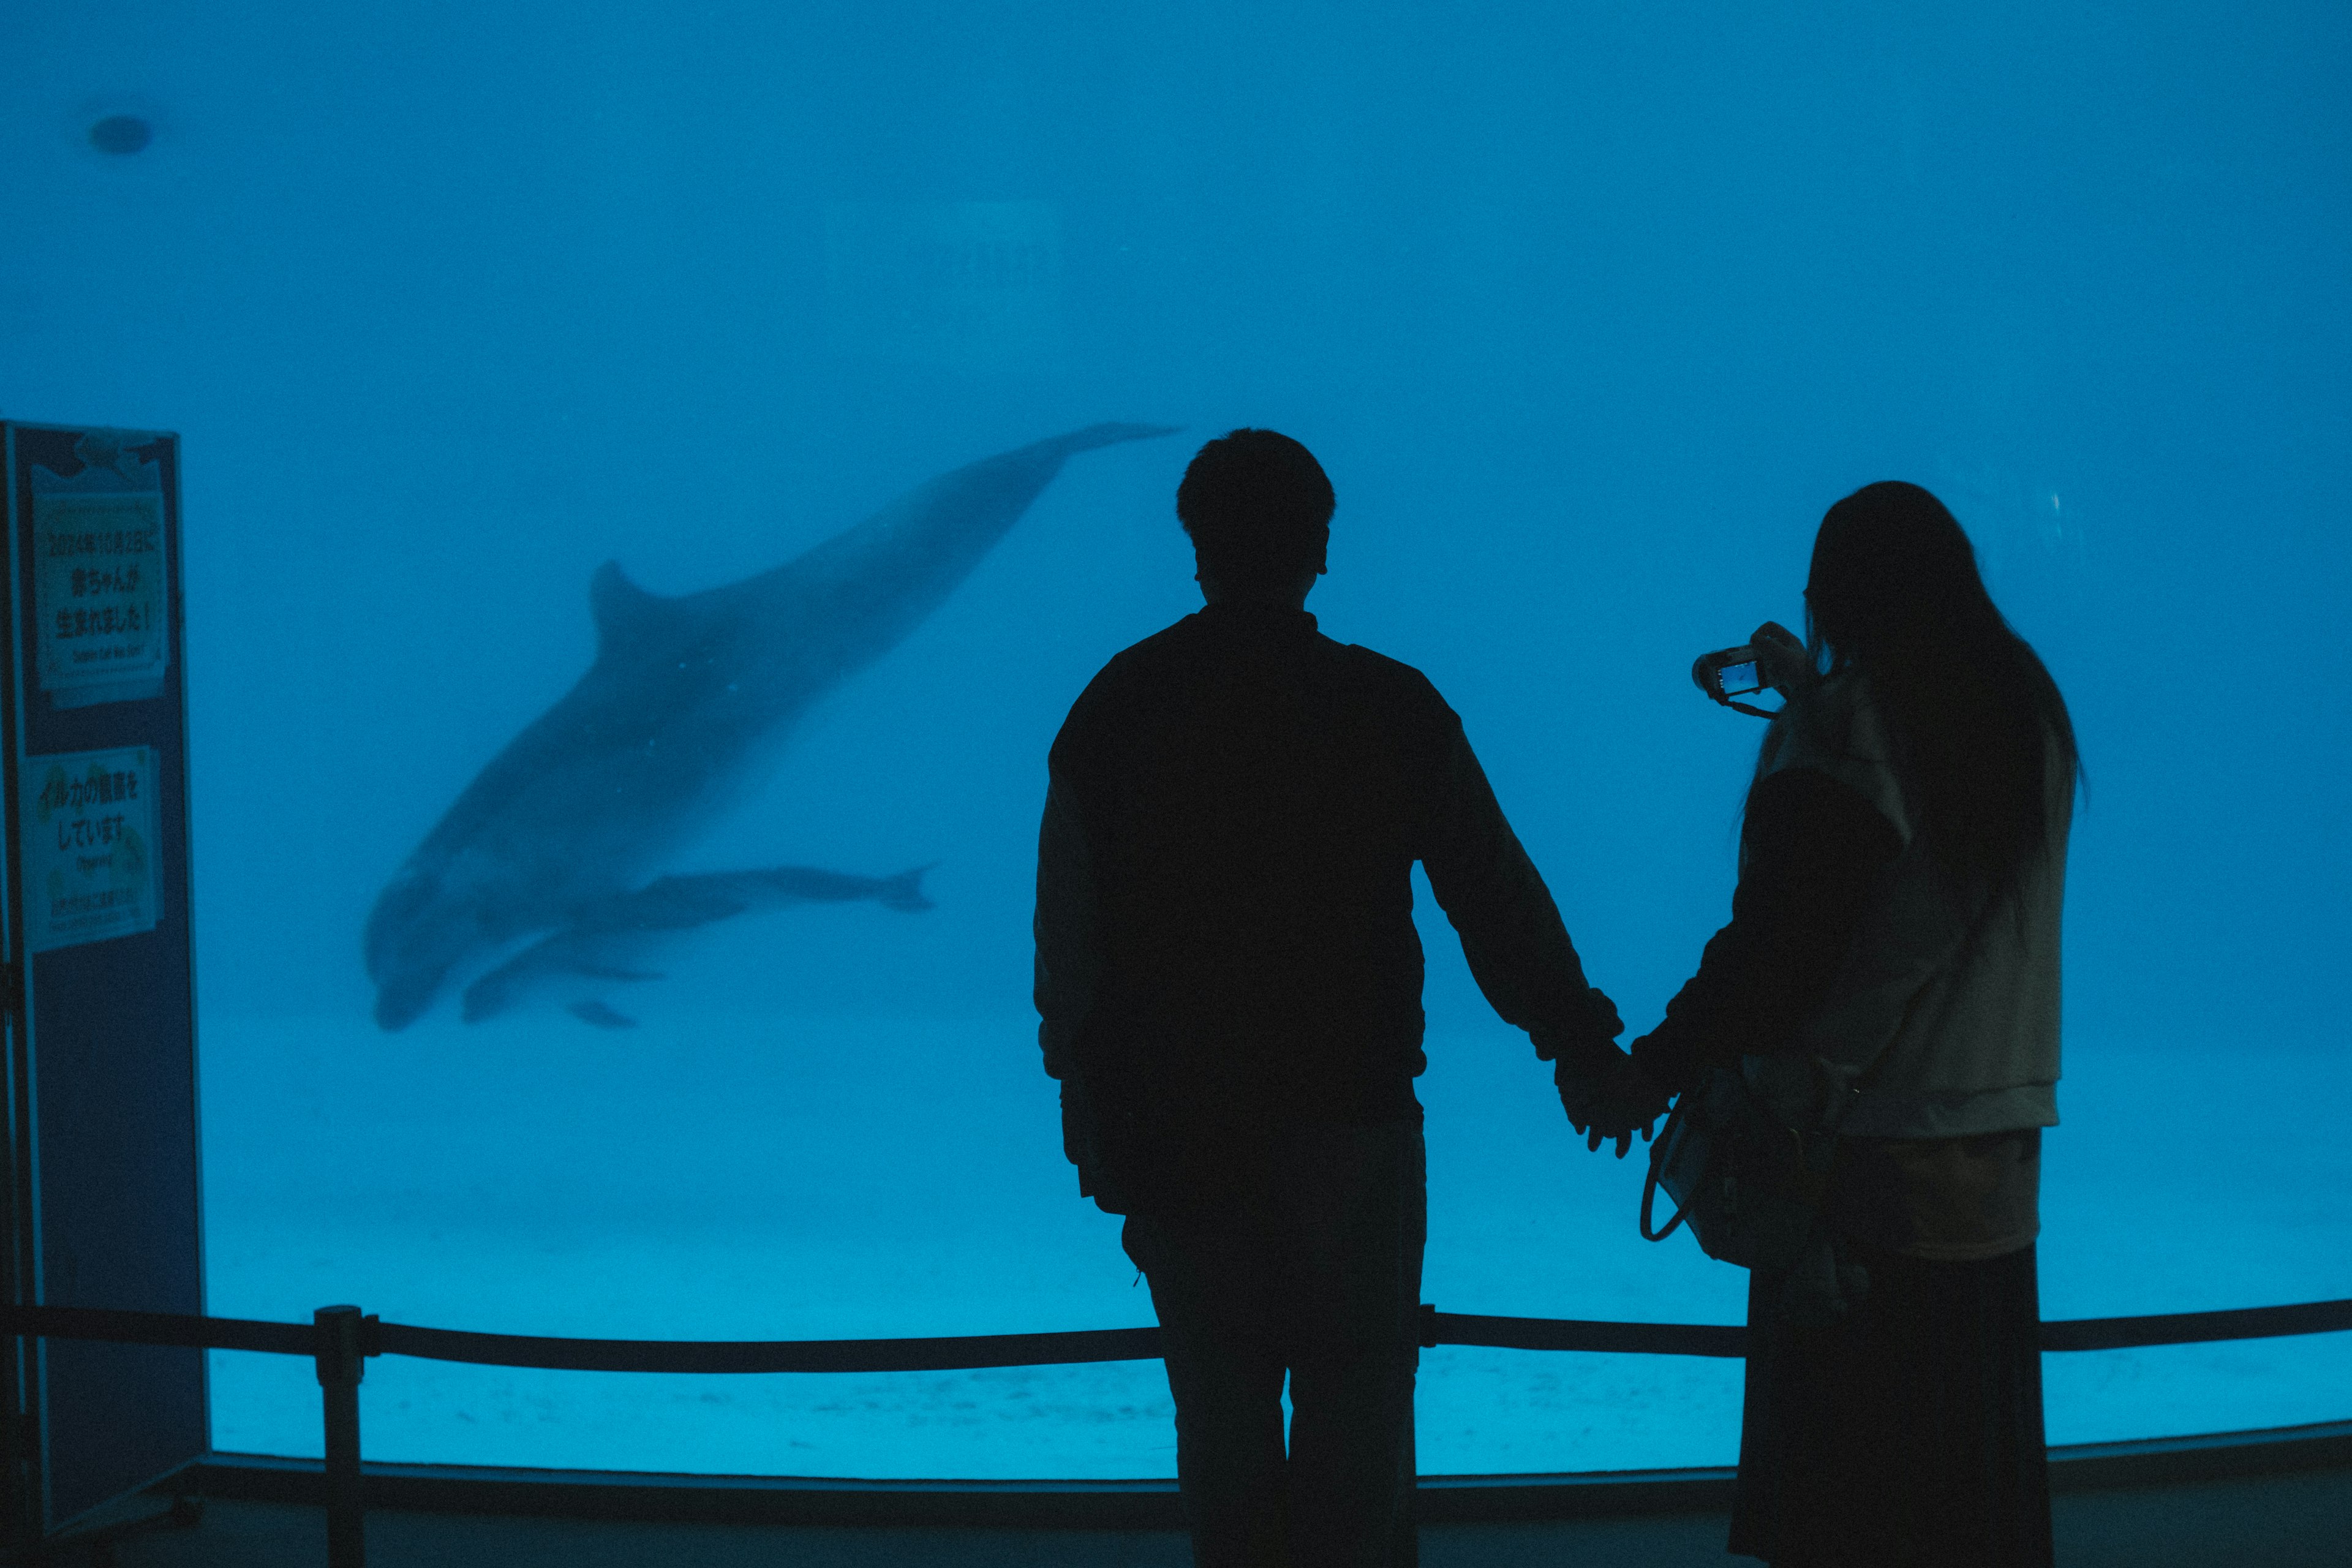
[6,0,2348,1474]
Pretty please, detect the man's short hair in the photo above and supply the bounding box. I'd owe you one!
[1176,429,1334,588]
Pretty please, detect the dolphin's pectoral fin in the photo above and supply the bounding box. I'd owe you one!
[568,1000,641,1029]
[589,560,677,652]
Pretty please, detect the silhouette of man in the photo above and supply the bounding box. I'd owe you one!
[1035,429,1631,1567]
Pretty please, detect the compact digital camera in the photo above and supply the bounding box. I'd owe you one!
[1692,646,1776,715]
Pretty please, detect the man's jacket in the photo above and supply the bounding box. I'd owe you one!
[1035,603,1618,1215]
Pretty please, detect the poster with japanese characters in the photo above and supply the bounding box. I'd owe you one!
[31,486,169,706]
[21,745,161,952]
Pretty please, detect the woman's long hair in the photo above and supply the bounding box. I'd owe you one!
[1792,481,2078,907]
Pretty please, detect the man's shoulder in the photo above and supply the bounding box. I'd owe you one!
[1056,617,1455,748]
[1052,617,1199,755]
[1325,637,1455,720]
[1115,614,1207,668]
[1328,636,1429,684]
[1080,616,1201,698]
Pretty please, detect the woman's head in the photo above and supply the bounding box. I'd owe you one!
[1789,481,2078,905]
[1806,481,1994,663]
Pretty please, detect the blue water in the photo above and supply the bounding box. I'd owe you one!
[8,1,2350,1477]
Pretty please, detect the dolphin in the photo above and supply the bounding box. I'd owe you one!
[460,864,933,1028]
[365,422,1175,1029]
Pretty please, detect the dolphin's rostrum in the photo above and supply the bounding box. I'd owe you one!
[365,423,1175,1029]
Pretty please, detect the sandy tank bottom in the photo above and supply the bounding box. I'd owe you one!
[196,1015,2352,1478]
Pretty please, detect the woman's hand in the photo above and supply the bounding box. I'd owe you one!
[1579,1055,1672,1159]
[1750,620,1813,697]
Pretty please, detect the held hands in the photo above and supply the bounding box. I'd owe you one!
[1557,1048,1672,1159]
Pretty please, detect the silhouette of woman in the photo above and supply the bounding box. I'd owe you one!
[1630,481,2078,1567]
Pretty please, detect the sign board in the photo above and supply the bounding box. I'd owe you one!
[1,422,203,1547]
[20,746,161,953]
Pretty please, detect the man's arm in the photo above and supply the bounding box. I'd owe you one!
[1034,774,1101,1082]
[1035,773,1109,1198]
[1418,721,1624,1082]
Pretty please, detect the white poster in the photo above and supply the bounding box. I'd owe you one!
[22,746,160,953]
[28,429,172,708]
[32,491,168,702]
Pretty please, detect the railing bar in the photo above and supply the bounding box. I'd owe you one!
[375,1322,1167,1374]
[4,1297,2348,1372]
[0,1303,309,1355]
[1432,1313,1750,1359]
[2038,1298,2352,1352]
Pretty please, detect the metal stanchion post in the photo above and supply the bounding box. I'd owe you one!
[313,1305,370,1568]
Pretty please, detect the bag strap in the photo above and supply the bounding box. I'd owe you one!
[1638,1100,1693,1243]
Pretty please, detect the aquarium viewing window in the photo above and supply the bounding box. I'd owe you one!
[6,0,2346,1483]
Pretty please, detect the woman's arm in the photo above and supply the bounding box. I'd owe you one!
[1630,767,1902,1098]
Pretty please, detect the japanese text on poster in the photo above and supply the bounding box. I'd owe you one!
[23,747,160,953]
[31,491,168,703]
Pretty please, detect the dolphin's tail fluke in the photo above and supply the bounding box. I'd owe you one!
[878,864,936,913]
[1026,423,1183,463]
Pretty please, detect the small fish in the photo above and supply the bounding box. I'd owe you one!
[460,865,933,1027]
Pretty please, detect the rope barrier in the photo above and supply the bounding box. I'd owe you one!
[9,1294,2347,1568]
[1430,1312,1750,1357]
[2038,1297,2352,1353]
[7,1295,2349,1372]
[0,1304,311,1357]
[374,1321,1165,1374]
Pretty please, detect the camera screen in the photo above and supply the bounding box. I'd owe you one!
[1717,660,1762,696]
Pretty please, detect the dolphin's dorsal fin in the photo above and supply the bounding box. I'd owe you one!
[589,561,674,650]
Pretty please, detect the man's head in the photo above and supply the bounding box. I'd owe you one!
[1176,429,1333,605]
